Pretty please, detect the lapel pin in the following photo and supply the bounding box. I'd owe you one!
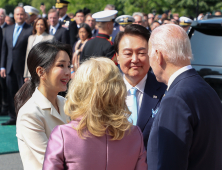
[153,95,157,98]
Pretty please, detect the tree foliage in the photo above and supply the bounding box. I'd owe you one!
[0,0,222,17]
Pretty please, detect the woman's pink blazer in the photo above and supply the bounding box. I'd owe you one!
[43,120,147,170]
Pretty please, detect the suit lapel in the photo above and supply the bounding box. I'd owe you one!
[33,88,66,123]
[137,72,166,131]
[54,24,61,36]
[29,35,36,47]
[10,25,15,47]
[14,23,27,47]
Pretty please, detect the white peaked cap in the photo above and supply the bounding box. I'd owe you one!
[92,10,118,22]
[24,5,39,15]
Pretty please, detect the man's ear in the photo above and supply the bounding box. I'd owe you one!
[156,49,164,66]
[36,66,46,79]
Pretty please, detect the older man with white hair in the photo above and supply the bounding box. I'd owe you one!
[147,24,222,170]
[132,12,144,26]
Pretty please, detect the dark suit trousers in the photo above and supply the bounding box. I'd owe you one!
[6,67,24,121]
[0,77,8,110]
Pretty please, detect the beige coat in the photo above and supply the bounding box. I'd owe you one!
[23,32,54,78]
[16,88,68,170]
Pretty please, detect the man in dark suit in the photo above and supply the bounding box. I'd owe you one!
[55,0,71,28]
[147,24,222,170]
[1,6,32,125]
[0,8,9,116]
[85,13,98,37]
[48,9,69,44]
[114,24,166,149]
[69,10,85,47]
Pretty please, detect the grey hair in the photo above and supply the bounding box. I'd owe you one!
[149,24,193,64]
[132,12,144,22]
[0,8,6,16]
[104,4,115,10]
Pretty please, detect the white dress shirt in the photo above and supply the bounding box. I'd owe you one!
[167,65,192,91]
[124,74,148,115]
[50,23,60,35]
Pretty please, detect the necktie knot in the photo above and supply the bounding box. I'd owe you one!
[129,87,137,96]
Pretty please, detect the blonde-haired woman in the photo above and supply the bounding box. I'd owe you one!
[43,57,147,170]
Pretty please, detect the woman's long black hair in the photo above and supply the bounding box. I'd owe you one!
[14,40,72,115]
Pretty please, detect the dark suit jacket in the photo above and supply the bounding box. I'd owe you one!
[54,24,69,44]
[147,69,222,170]
[1,23,32,75]
[69,20,78,47]
[137,71,166,149]
[60,14,71,26]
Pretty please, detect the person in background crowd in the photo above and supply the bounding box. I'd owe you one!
[5,15,14,25]
[16,40,71,170]
[24,18,54,82]
[147,23,222,170]
[43,57,147,170]
[173,13,179,22]
[104,4,119,42]
[150,21,160,31]
[143,13,150,31]
[1,6,32,125]
[72,23,92,72]
[39,3,47,19]
[115,15,135,32]
[133,12,144,26]
[75,10,85,28]
[48,9,69,44]
[55,0,71,28]
[0,8,9,116]
[114,24,166,149]
[162,18,170,24]
[68,13,75,19]
[170,18,179,25]
[25,12,30,24]
[197,13,204,20]
[179,16,193,33]
[80,10,117,63]
[154,14,159,22]
[23,5,39,26]
[214,10,222,16]
[148,13,154,28]
[160,13,168,23]
[0,8,7,29]
[85,13,97,37]
[69,10,82,47]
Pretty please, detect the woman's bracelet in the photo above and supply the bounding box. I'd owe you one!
[71,71,75,74]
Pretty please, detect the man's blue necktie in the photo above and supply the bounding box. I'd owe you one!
[129,87,138,125]
[13,26,21,47]
[50,28,54,35]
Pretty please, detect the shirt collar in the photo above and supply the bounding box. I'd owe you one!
[167,65,192,90]
[15,22,25,28]
[124,74,148,93]
[0,22,6,28]
[50,23,60,30]
[60,14,67,21]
